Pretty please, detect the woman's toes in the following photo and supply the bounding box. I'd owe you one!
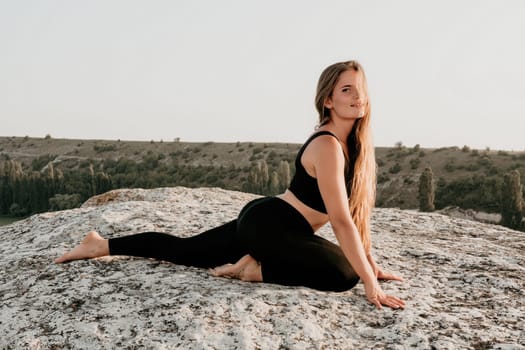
[210,255,262,282]
[210,263,236,278]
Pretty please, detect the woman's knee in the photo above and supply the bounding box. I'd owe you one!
[329,274,360,292]
[318,264,360,292]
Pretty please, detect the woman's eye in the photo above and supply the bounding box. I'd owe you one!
[342,88,350,93]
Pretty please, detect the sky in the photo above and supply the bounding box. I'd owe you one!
[1,0,524,150]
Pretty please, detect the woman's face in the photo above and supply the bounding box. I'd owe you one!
[324,69,366,121]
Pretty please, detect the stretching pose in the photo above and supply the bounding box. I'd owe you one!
[56,60,405,310]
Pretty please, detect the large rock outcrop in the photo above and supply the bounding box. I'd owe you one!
[1,187,523,349]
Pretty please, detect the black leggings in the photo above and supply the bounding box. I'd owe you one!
[108,197,359,292]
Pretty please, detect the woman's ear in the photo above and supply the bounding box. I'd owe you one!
[324,96,333,110]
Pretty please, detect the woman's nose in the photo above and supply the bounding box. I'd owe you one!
[355,90,365,103]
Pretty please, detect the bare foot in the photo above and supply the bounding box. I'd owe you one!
[209,255,262,282]
[210,263,236,278]
[54,231,109,264]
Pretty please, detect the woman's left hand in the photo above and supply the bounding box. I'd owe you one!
[376,268,404,282]
[367,254,404,282]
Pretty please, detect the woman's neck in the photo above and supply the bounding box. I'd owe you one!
[318,119,356,144]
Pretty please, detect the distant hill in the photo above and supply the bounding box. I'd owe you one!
[0,135,298,168]
[1,136,524,215]
[375,144,525,211]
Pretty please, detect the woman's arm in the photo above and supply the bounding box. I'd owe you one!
[367,253,404,281]
[308,136,404,309]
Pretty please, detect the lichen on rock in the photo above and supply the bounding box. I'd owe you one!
[1,187,523,349]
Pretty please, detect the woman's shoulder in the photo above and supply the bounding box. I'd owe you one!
[302,131,345,163]
[306,130,339,142]
[307,129,342,147]
[301,130,339,151]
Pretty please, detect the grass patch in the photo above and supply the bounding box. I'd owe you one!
[0,216,20,226]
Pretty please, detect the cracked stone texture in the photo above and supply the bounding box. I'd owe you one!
[1,187,524,349]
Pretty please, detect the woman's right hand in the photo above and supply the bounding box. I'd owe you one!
[364,280,405,310]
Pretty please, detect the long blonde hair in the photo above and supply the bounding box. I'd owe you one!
[315,60,376,253]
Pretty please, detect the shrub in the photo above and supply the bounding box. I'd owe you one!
[466,163,481,171]
[388,163,402,174]
[377,173,389,184]
[93,144,117,153]
[409,158,421,170]
[49,193,82,211]
[477,156,491,167]
[444,160,456,173]
[31,154,57,171]
[9,203,27,217]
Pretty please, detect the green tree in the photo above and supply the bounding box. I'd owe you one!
[500,170,524,229]
[245,164,260,193]
[418,167,435,212]
[244,160,271,194]
[259,160,269,192]
[268,171,280,195]
[49,193,82,211]
[278,160,291,192]
[9,202,26,216]
[95,172,112,195]
[0,160,23,215]
[89,163,97,196]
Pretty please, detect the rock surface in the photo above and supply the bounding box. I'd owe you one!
[1,187,524,349]
[437,206,502,225]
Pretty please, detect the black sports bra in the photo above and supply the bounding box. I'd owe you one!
[288,131,354,214]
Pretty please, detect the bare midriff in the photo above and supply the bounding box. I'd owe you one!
[276,190,329,233]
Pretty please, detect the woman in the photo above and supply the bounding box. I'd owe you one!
[56,60,405,310]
